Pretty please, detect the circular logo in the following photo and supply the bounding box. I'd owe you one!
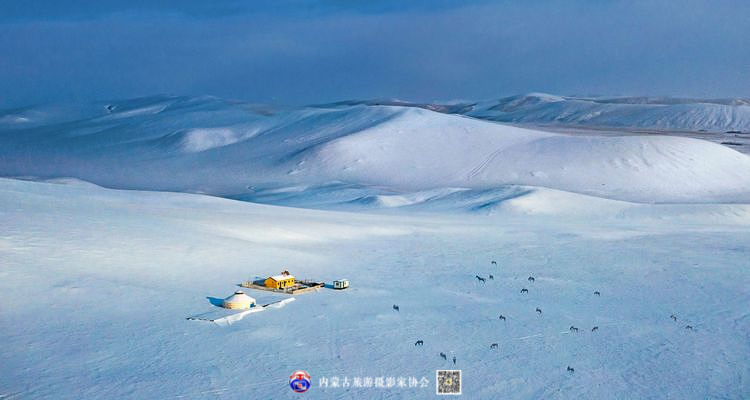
[289,370,311,393]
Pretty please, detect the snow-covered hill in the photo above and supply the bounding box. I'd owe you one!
[2,95,750,205]
[307,108,750,203]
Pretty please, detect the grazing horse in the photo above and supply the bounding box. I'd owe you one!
[498,314,506,321]
[475,275,486,283]
[591,326,599,332]
[670,314,677,321]
[490,343,499,350]
[528,276,535,282]
[393,304,400,312]
[567,366,575,373]
[489,275,494,280]
[685,325,693,330]
[594,291,601,296]
[521,288,528,294]
[491,261,497,265]
[569,326,579,333]
[415,340,424,346]
[536,307,542,315]
[440,352,447,360]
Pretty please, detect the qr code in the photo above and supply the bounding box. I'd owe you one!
[437,370,461,395]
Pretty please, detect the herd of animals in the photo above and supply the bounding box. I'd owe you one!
[392,259,695,374]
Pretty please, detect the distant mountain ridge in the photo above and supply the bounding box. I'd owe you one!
[3,92,750,132]
[323,93,750,132]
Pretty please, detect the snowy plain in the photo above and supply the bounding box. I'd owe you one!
[1,96,750,399]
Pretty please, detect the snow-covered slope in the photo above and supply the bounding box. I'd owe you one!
[2,95,750,204]
[2,178,749,399]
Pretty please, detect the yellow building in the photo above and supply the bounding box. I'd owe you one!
[265,274,295,289]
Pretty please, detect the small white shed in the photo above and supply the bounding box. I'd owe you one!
[333,279,350,290]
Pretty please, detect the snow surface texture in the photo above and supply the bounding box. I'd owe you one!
[1,178,749,399]
[2,95,750,204]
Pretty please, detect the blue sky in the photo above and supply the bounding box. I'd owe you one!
[1,0,748,107]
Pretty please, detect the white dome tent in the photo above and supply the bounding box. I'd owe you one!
[222,290,256,310]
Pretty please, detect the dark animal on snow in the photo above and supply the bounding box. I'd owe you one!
[591,326,599,332]
[440,352,447,360]
[415,340,424,346]
[489,275,494,280]
[594,291,601,296]
[569,326,579,333]
[685,325,693,330]
[528,276,535,282]
[536,307,542,314]
[491,261,497,265]
[452,356,456,364]
[393,304,399,312]
[478,277,486,283]
[567,366,575,373]
[521,288,528,294]
[499,314,506,321]
[670,314,677,321]
[490,343,499,350]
